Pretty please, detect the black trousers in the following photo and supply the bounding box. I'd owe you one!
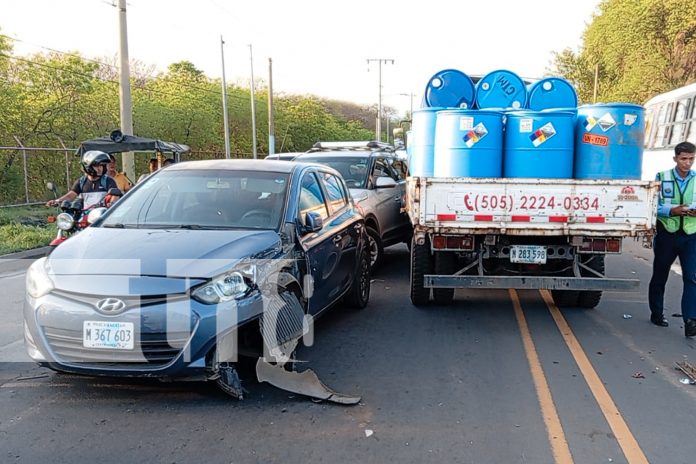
[648,225,696,321]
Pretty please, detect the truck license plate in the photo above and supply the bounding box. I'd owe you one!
[83,321,134,350]
[510,245,547,264]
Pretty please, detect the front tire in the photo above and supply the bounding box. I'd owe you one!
[346,244,371,308]
[366,226,383,271]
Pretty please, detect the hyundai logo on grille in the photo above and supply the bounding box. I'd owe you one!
[95,298,127,315]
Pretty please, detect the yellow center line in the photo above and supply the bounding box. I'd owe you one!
[539,289,649,464]
[509,289,574,464]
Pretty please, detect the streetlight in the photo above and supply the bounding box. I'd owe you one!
[398,92,415,119]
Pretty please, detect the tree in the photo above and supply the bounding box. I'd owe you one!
[550,0,696,104]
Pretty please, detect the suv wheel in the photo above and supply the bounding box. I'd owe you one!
[366,226,383,271]
[346,243,371,308]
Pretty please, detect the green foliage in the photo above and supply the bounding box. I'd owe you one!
[0,46,377,204]
[0,223,53,254]
[550,0,696,104]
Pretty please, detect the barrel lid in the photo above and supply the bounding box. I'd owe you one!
[423,69,476,108]
[527,77,578,110]
[436,109,504,117]
[577,102,644,111]
[506,109,576,117]
[475,69,527,109]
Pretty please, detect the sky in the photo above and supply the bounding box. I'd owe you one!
[1,0,601,116]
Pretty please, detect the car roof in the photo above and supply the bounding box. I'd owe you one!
[164,158,318,174]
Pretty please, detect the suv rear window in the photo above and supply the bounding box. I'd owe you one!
[300,156,370,189]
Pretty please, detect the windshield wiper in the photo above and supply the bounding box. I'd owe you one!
[176,224,204,230]
[102,223,125,228]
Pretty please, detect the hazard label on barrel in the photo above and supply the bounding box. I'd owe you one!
[463,123,488,148]
[529,122,556,147]
[582,133,609,146]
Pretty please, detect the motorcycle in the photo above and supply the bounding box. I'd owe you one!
[46,182,122,250]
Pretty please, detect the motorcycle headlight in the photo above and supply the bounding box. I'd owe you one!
[26,257,54,298]
[56,213,74,231]
[192,265,256,304]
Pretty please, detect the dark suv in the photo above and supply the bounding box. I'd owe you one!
[294,141,412,270]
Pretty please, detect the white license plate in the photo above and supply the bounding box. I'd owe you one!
[510,245,547,264]
[83,321,134,350]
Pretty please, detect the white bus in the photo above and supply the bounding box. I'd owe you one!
[642,82,696,179]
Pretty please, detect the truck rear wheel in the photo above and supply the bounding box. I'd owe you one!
[433,251,456,304]
[551,289,579,308]
[577,255,605,309]
[410,236,432,306]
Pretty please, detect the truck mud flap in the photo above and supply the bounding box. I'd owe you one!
[424,275,639,291]
[256,358,361,405]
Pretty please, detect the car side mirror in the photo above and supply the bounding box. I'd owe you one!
[304,211,323,233]
[107,187,123,197]
[375,176,397,188]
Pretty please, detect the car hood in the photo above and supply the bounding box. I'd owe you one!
[48,227,283,278]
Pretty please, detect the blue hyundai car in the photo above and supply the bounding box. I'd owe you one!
[24,160,371,397]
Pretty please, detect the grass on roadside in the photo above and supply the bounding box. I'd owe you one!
[0,223,54,254]
[0,205,54,254]
[0,205,50,226]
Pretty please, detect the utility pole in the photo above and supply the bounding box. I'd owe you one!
[267,58,275,155]
[367,58,394,142]
[220,36,231,159]
[249,44,258,159]
[117,0,134,180]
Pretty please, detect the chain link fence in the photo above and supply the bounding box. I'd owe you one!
[0,142,259,207]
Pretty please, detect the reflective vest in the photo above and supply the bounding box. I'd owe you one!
[657,169,696,234]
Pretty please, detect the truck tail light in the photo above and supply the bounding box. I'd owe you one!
[606,238,621,253]
[578,237,622,253]
[592,239,606,252]
[432,235,474,250]
[433,235,447,249]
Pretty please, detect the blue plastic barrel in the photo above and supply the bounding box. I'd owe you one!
[410,108,442,176]
[423,69,476,109]
[433,109,504,177]
[504,110,576,178]
[475,69,527,110]
[574,103,645,179]
[526,77,578,111]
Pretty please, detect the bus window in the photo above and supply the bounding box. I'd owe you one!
[669,98,692,145]
[687,99,696,145]
[653,102,673,148]
[642,83,696,180]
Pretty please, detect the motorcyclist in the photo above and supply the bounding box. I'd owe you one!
[46,150,119,209]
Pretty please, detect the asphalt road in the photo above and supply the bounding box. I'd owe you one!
[1,242,696,464]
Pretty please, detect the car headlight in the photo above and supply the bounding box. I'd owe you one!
[56,213,74,231]
[26,257,54,298]
[192,265,256,304]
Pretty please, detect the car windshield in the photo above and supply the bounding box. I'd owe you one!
[101,169,289,230]
[299,156,369,189]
